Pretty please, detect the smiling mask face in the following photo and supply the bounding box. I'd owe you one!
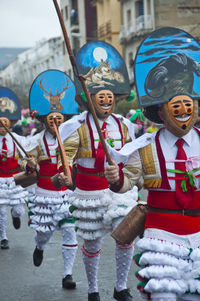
[160,95,198,137]
[93,90,115,119]
[45,112,64,135]
[0,117,10,136]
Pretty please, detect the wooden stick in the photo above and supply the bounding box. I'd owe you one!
[52,117,72,186]
[0,120,29,157]
[52,0,113,165]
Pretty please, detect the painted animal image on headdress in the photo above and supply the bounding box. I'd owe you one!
[145,53,200,99]
[29,69,78,117]
[134,27,200,107]
[84,59,124,89]
[75,41,130,95]
[0,97,17,113]
[36,74,72,111]
[0,87,21,120]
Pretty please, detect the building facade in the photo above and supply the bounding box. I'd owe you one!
[93,0,123,55]
[60,0,97,77]
[0,37,63,106]
[119,0,200,87]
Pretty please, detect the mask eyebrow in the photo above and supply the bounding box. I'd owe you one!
[170,99,192,104]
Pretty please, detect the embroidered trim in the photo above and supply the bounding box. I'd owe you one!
[81,244,102,257]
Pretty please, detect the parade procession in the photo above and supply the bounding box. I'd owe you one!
[0,1,200,301]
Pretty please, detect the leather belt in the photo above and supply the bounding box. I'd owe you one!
[77,169,105,178]
[0,167,20,173]
[39,175,51,179]
[148,206,200,216]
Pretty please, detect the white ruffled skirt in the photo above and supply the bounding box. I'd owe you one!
[135,228,200,299]
[27,186,73,233]
[68,186,138,240]
[0,177,27,206]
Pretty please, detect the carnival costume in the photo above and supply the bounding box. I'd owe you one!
[0,87,27,249]
[58,41,139,301]
[105,27,200,301]
[25,69,78,289]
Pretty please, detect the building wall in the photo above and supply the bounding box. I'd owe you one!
[0,37,63,105]
[95,0,122,54]
[119,0,200,88]
[60,0,97,78]
[154,0,200,40]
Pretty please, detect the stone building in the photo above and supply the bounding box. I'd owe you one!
[0,37,63,106]
[119,0,200,87]
[92,0,123,55]
[60,0,97,77]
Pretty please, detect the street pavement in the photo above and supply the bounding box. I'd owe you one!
[0,191,147,301]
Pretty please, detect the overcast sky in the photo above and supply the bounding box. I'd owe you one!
[0,0,62,48]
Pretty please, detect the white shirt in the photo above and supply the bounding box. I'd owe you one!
[159,128,200,190]
[77,114,127,169]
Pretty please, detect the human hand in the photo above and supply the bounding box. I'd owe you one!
[104,161,119,184]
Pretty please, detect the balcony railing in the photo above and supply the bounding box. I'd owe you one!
[120,14,153,40]
[97,21,112,39]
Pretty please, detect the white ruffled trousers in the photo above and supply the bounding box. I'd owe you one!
[135,228,200,301]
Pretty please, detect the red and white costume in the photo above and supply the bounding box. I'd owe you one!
[59,111,139,294]
[26,130,77,278]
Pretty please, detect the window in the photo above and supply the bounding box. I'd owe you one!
[135,0,144,17]
[127,9,131,25]
[65,6,68,20]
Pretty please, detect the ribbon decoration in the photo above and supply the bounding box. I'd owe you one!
[166,156,200,172]
[167,167,200,192]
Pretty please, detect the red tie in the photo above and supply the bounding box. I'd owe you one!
[94,121,107,172]
[175,138,192,208]
[2,137,7,162]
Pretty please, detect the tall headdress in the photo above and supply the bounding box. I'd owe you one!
[134,27,200,123]
[0,87,21,120]
[74,40,130,103]
[29,69,78,118]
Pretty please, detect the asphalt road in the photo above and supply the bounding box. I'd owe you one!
[0,191,148,301]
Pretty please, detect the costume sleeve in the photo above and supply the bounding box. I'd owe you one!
[109,150,142,193]
[58,130,80,172]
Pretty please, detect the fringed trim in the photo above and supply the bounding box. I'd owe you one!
[81,244,102,258]
[72,208,105,220]
[143,178,162,189]
[139,251,189,270]
[68,195,110,209]
[76,228,107,240]
[29,223,56,233]
[144,278,187,295]
[138,265,182,280]
[75,219,103,231]
[116,240,134,249]
[137,237,190,258]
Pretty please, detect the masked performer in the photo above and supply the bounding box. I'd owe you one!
[0,87,27,249]
[24,70,79,289]
[105,27,200,301]
[58,41,139,301]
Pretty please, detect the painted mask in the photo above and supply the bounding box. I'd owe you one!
[0,117,10,136]
[93,90,115,119]
[160,95,198,137]
[45,112,64,134]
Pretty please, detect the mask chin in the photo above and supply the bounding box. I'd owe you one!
[161,100,198,137]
